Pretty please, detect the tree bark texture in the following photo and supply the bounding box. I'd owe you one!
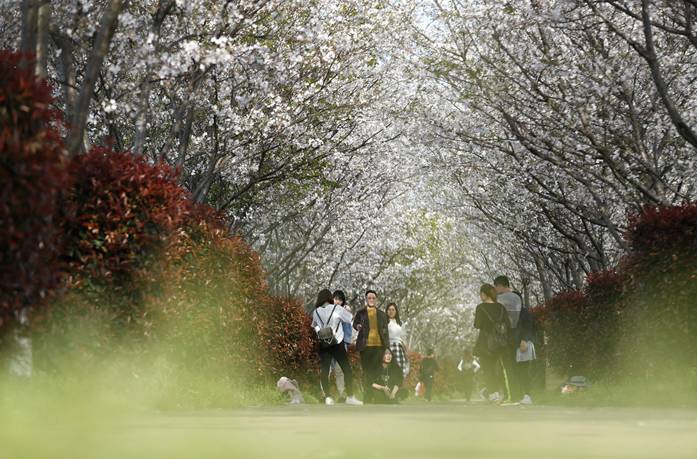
[66,0,126,157]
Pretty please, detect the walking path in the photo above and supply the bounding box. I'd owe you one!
[13,401,697,459]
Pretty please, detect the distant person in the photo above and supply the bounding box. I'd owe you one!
[515,304,537,404]
[386,302,410,379]
[370,348,404,404]
[420,349,439,401]
[494,275,522,402]
[474,283,511,403]
[312,289,363,406]
[353,290,389,403]
[457,349,480,402]
[329,289,353,401]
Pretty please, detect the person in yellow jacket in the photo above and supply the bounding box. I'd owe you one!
[352,290,389,403]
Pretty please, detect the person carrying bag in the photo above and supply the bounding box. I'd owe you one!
[312,289,363,406]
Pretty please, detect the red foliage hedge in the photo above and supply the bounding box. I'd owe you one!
[0,51,69,330]
[543,203,697,383]
[0,49,319,389]
[626,203,697,272]
[542,290,587,375]
[146,225,318,384]
[65,147,189,282]
[622,204,697,374]
[262,297,318,381]
[543,271,625,378]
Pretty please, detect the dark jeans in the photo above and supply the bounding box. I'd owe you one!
[479,352,504,397]
[360,347,385,403]
[370,387,402,404]
[423,376,434,401]
[319,344,353,397]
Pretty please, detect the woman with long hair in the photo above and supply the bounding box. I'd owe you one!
[370,348,404,403]
[386,302,410,379]
[312,289,363,405]
[473,283,511,403]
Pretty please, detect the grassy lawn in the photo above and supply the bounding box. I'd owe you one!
[4,401,697,459]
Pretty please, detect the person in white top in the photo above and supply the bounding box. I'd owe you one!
[329,290,354,401]
[311,289,363,406]
[386,303,410,379]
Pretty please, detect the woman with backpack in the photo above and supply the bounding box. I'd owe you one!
[312,289,363,406]
[328,289,354,401]
[474,283,511,403]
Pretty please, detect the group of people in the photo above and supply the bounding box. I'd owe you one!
[311,289,411,405]
[472,275,537,404]
[310,274,536,406]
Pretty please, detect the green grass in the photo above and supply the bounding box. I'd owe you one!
[3,399,697,459]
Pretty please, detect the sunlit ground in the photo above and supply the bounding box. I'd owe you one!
[4,400,697,459]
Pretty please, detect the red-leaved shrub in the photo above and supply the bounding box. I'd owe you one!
[621,203,697,379]
[542,290,588,375]
[262,297,318,383]
[65,147,189,282]
[542,271,625,379]
[147,222,318,387]
[582,270,625,378]
[625,203,697,274]
[0,50,69,332]
[0,50,321,401]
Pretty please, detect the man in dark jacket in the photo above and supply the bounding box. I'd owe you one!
[353,290,389,403]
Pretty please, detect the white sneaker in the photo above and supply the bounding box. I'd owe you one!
[488,392,502,403]
[520,394,533,405]
[324,396,335,405]
[345,395,363,406]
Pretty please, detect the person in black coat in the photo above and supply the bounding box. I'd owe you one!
[352,290,389,403]
[473,283,511,403]
[370,348,404,404]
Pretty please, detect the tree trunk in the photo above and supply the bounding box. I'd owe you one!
[175,105,195,166]
[133,0,176,155]
[66,0,125,157]
[534,254,553,302]
[35,2,50,79]
[521,275,531,308]
[50,29,77,120]
[20,0,39,70]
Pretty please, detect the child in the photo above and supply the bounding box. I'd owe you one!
[457,349,480,402]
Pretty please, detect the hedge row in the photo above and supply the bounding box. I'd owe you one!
[0,51,69,328]
[1,50,318,396]
[542,203,697,388]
